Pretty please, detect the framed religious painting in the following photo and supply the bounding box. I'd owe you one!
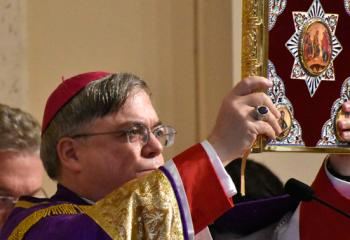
[242,0,350,152]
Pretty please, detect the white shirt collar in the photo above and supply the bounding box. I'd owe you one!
[325,157,350,200]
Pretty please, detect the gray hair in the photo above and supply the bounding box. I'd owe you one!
[0,104,41,152]
[41,72,151,179]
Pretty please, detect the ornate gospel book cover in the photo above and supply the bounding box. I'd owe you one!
[242,0,350,152]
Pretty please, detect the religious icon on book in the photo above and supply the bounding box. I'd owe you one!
[300,20,332,76]
[276,105,292,141]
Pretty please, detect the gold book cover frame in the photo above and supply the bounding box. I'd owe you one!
[242,0,350,153]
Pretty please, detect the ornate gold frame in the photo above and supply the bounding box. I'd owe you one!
[241,0,269,79]
[241,0,269,153]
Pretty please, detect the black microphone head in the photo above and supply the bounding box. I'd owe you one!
[284,178,314,201]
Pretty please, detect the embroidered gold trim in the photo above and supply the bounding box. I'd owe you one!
[8,203,82,240]
[15,200,50,209]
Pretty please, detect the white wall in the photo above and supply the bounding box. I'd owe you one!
[0,0,27,108]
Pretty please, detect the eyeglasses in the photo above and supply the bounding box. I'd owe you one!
[70,123,177,147]
[0,188,48,211]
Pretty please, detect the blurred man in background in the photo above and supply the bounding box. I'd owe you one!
[0,104,44,229]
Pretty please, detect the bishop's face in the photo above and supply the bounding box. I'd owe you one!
[71,89,165,201]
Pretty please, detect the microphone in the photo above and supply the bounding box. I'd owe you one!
[285,178,350,219]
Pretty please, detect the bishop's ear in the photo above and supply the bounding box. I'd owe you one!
[56,137,82,172]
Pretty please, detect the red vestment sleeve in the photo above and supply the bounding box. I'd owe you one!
[172,143,234,233]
